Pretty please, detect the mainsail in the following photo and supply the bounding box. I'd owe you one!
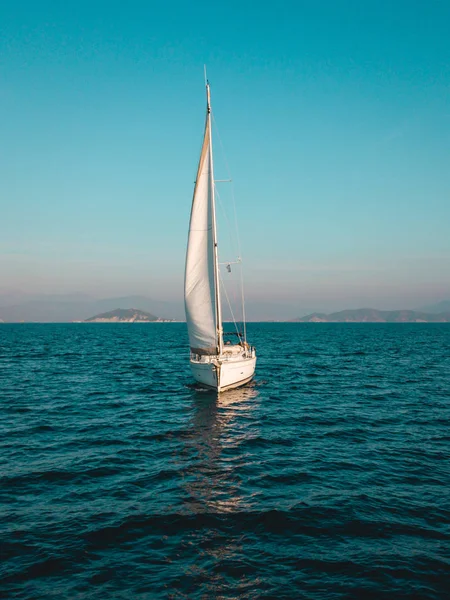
[184,89,219,355]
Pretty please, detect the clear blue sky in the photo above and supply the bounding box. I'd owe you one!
[1,0,449,311]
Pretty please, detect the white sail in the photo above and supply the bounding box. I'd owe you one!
[184,105,218,355]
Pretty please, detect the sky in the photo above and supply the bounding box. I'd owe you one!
[1,0,449,312]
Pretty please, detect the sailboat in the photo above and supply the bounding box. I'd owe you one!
[184,79,256,392]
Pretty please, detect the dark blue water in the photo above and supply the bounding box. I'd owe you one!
[1,323,449,599]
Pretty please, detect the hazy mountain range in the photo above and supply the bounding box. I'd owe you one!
[0,290,449,323]
[419,300,450,314]
[85,308,169,322]
[295,308,450,323]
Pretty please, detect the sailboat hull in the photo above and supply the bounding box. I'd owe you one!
[190,355,256,393]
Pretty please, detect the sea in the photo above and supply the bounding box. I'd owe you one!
[1,323,449,599]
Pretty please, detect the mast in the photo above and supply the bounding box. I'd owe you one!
[206,81,223,356]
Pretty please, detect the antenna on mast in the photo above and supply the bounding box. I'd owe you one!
[204,65,211,113]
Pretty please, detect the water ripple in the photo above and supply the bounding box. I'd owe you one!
[0,322,449,599]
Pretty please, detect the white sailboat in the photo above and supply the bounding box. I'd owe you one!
[184,79,256,392]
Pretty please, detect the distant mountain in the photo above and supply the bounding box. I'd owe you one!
[418,300,450,314]
[0,294,184,322]
[295,308,450,323]
[2,290,450,323]
[84,308,168,322]
[89,296,183,320]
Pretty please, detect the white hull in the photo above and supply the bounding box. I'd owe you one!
[190,353,256,392]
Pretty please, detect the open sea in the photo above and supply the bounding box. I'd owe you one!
[1,322,449,599]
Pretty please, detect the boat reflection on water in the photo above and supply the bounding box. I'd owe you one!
[181,382,260,514]
[170,384,260,596]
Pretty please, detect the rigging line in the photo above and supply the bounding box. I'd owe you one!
[214,184,237,257]
[240,261,247,345]
[211,116,242,258]
[211,112,242,256]
[215,182,242,328]
[219,270,241,338]
[212,111,247,341]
